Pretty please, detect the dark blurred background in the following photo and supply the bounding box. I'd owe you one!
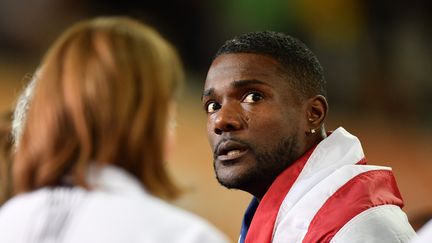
[1,0,431,241]
[2,0,432,120]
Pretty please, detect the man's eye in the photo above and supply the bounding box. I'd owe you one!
[206,102,221,113]
[243,92,263,103]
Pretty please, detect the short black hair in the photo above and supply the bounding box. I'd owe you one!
[215,31,326,98]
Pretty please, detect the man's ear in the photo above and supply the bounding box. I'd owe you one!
[305,95,328,128]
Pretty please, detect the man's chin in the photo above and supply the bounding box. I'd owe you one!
[215,169,253,190]
[213,157,258,190]
[215,175,239,189]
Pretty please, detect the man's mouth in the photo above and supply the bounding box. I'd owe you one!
[215,140,249,161]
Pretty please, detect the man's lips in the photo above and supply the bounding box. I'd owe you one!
[215,140,249,161]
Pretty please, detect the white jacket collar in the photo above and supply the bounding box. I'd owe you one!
[300,126,365,178]
[87,165,148,197]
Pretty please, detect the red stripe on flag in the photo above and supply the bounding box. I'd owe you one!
[356,158,367,165]
[302,170,404,243]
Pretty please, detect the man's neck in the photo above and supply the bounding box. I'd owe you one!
[249,132,327,201]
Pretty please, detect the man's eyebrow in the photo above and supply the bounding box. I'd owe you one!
[201,79,272,101]
[201,88,214,101]
[231,79,273,89]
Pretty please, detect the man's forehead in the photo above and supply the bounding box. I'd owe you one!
[205,53,281,87]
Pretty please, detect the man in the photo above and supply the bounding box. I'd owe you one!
[202,31,415,243]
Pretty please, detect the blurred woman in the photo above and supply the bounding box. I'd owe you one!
[0,17,228,243]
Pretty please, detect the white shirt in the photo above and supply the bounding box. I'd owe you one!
[411,220,432,243]
[0,166,229,243]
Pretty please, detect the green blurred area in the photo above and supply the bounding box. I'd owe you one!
[1,0,431,122]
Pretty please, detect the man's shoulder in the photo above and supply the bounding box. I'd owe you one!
[331,205,416,243]
[273,164,409,242]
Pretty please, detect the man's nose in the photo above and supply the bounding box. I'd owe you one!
[213,104,245,135]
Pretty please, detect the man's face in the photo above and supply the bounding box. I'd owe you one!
[202,53,308,195]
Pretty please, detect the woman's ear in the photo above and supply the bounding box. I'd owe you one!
[306,95,328,128]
